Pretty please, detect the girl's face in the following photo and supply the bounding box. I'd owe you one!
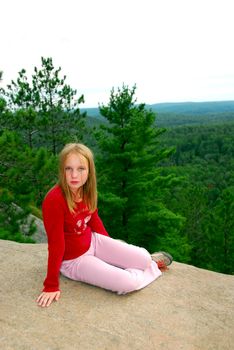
[64,152,89,194]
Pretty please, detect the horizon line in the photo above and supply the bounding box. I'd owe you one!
[81,99,234,109]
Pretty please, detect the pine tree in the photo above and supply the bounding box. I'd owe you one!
[32,57,86,153]
[0,130,57,207]
[204,187,234,274]
[0,57,86,152]
[0,129,58,242]
[0,131,36,242]
[95,85,186,255]
[0,68,38,147]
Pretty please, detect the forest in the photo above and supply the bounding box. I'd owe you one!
[0,57,233,275]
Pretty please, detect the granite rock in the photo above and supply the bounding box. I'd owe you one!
[0,239,233,350]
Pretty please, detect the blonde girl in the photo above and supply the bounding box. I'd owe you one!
[37,143,172,307]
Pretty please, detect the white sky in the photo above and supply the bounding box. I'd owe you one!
[1,0,234,107]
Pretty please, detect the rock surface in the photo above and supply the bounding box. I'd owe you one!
[0,239,233,350]
[30,214,47,243]
[21,213,47,243]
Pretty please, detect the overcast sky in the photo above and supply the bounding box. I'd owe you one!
[1,0,234,107]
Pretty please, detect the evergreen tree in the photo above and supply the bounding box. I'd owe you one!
[204,187,234,274]
[160,122,234,273]
[0,129,58,242]
[0,57,86,152]
[0,97,11,134]
[0,188,36,243]
[0,129,57,241]
[32,57,86,153]
[0,130,57,207]
[0,131,36,242]
[0,68,38,147]
[95,85,187,257]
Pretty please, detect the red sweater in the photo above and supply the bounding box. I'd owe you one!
[42,185,109,292]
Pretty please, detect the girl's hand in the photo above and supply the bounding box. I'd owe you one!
[36,291,61,308]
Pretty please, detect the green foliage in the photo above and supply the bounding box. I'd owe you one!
[0,136,60,244]
[95,84,186,257]
[0,57,86,152]
[0,129,58,242]
[0,130,57,207]
[32,57,86,153]
[0,97,14,135]
[203,187,234,274]
[159,122,234,274]
[0,68,39,147]
[0,188,35,243]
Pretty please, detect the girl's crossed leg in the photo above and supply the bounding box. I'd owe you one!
[60,232,162,294]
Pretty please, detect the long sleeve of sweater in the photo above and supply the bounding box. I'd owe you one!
[42,196,65,292]
[88,209,109,237]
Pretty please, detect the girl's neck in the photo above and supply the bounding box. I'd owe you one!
[71,189,82,202]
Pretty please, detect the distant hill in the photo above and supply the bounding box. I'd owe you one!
[83,101,234,116]
[82,100,234,127]
[149,100,234,115]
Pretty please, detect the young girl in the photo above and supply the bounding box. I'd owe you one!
[37,143,172,308]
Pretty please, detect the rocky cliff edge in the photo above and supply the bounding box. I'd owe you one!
[0,239,233,350]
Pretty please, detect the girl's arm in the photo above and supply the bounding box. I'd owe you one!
[41,195,65,293]
[88,208,109,236]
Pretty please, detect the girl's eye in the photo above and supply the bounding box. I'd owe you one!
[65,167,86,171]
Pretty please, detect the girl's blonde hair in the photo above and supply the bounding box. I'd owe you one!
[58,143,97,213]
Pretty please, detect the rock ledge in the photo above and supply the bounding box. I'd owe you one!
[0,239,233,350]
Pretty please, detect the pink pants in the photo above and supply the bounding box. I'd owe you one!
[60,232,162,294]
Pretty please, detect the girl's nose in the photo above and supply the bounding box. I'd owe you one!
[71,169,78,178]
